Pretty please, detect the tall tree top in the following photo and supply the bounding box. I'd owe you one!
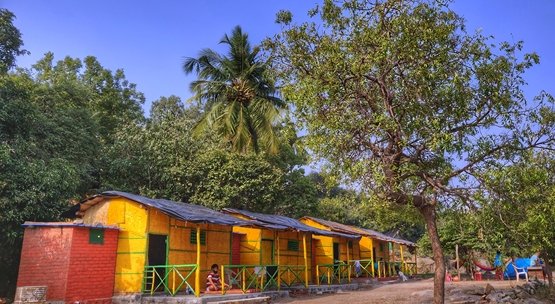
[0,9,29,74]
[183,26,286,155]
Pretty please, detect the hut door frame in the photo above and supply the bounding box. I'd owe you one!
[260,238,274,265]
[333,242,340,263]
[147,233,168,291]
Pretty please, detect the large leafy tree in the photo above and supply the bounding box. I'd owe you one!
[105,96,318,217]
[0,52,145,298]
[0,9,29,74]
[269,0,555,302]
[183,26,286,154]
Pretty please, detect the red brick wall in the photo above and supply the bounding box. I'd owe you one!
[17,227,73,301]
[66,228,118,303]
[17,226,118,303]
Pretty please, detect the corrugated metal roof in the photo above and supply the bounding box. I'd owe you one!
[223,208,360,240]
[22,221,119,230]
[69,191,257,227]
[301,216,416,247]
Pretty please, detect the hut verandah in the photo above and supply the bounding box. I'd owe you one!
[222,208,360,289]
[300,216,417,279]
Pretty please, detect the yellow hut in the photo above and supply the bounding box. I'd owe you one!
[300,217,416,279]
[67,191,254,297]
[222,208,359,289]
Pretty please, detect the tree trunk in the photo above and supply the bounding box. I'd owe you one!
[419,204,445,304]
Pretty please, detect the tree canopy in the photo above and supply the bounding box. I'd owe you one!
[268,0,555,301]
[183,26,286,154]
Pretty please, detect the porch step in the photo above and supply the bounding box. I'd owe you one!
[209,296,271,304]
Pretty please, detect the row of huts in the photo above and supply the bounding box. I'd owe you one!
[16,191,416,303]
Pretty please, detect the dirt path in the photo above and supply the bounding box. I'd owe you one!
[276,279,529,304]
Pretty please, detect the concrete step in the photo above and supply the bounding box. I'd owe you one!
[209,296,270,304]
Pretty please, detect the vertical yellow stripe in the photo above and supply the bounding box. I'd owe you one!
[400,245,404,273]
[195,226,201,297]
[303,234,308,287]
[347,241,351,282]
[221,264,225,295]
[370,238,375,277]
[277,234,281,290]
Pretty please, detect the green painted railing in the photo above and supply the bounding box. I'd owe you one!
[403,262,417,275]
[142,264,197,296]
[221,264,306,294]
[316,263,351,285]
[348,259,375,277]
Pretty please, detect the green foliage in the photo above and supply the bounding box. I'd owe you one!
[0,52,146,298]
[268,0,555,300]
[0,71,99,296]
[0,9,29,73]
[104,97,317,218]
[184,26,286,154]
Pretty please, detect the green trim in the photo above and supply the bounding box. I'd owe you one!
[189,230,206,245]
[287,240,300,251]
[168,249,230,255]
[118,236,147,240]
[89,229,104,244]
[170,225,230,233]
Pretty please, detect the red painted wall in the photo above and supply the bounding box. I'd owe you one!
[231,233,241,265]
[66,227,118,303]
[17,225,118,303]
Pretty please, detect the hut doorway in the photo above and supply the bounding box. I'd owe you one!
[147,234,167,291]
[333,242,339,263]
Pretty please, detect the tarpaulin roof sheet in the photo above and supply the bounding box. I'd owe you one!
[301,216,416,247]
[22,221,119,230]
[68,191,258,226]
[223,208,360,240]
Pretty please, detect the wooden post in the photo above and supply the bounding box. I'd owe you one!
[414,246,418,275]
[302,234,309,287]
[172,268,176,294]
[221,265,225,295]
[277,234,281,290]
[242,269,246,292]
[370,238,375,277]
[316,265,320,286]
[195,226,201,297]
[400,245,405,273]
[347,241,351,283]
[455,244,460,281]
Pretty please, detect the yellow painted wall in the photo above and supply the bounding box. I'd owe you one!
[231,227,312,268]
[82,197,233,293]
[232,226,262,265]
[359,236,374,260]
[299,218,360,264]
[83,198,148,293]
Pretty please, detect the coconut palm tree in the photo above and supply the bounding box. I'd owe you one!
[183,26,285,154]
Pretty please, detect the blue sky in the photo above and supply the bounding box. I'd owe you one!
[4,0,555,115]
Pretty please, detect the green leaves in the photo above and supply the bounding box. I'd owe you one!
[184,26,285,155]
[0,9,29,74]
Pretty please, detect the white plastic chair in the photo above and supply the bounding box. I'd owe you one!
[512,263,528,282]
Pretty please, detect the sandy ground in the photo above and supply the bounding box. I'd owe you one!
[275,279,531,304]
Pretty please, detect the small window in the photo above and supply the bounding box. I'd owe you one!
[379,243,384,252]
[287,240,299,251]
[89,229,104,244]
[348,241,353,249]
[190,230,206,245]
